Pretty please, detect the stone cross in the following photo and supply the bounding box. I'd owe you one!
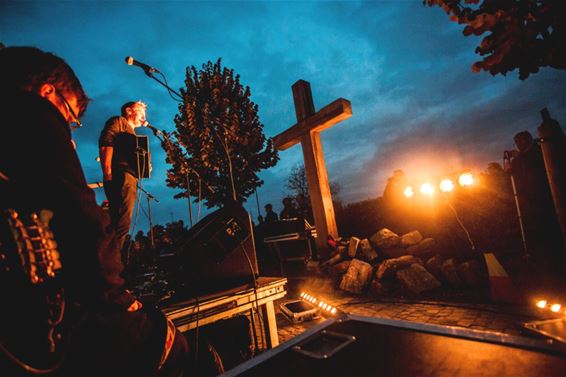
[274,80,352,254]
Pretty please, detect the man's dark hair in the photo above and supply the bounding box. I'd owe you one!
[121,101,138,117]
[265,203,272,210]
[0,46,89,116]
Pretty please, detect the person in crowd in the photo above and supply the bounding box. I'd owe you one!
[279,197,299,220]
[507,130,563,269]
[263,203,278,223]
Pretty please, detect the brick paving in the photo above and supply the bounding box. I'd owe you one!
[273,273,560,345]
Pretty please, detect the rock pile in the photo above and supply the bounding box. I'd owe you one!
[321,228,487,296]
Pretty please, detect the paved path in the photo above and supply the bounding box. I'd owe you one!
[274,275,559,345]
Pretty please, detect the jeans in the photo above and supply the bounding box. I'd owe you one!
[104,171,138,254]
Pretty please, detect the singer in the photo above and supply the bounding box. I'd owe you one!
[99,100,149,254]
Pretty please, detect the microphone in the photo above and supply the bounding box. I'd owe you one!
[142,121,162,135]
[125,56,160,74]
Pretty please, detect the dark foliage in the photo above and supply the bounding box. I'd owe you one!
[162,59,279,208]
[424,0,566,79]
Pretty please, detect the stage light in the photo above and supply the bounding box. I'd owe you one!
[331,308,337,315]
[458,172,474,187]
[420,182,434,196]
[404,186,414,198]
[550,304,561,313]
[536,300,547,309]
[439,179,454,193]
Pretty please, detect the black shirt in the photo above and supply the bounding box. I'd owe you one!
[99,116,138,177]
[0,91,133,308]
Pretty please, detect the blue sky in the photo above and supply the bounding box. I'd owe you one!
[2,0,565,230]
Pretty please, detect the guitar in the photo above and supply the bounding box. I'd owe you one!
[0,208,65,374]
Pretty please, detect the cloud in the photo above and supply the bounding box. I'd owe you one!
[2,0,565,230]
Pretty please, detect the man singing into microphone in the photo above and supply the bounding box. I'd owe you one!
[99,101,148,254]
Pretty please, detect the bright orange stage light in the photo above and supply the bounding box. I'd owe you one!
[536,300,547,309]
[439,179,454,192]
[458,172,474,187]
[404,186,414,198]
[420,182,434,196]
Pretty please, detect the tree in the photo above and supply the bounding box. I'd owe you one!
[162,59,279,208]
[424,0,566,79]
[285,163,342,206]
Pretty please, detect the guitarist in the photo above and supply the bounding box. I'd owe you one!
[0,46,187,376]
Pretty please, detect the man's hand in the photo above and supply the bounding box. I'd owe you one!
[127,299,143,312]
[103,172,112,182]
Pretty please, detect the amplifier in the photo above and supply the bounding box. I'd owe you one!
[174,202,259,298]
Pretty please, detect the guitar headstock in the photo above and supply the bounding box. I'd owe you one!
[4,208,62,284]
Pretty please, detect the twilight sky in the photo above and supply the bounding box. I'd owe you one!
[2,0,565,230]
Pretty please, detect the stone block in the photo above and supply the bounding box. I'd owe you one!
[400,230,423,248]
[425,254,444,281]
[406,237,435,257]
[441,258,462,286]
[348,236,361,258]
[375,255,423,280]
[339,258,374,294]
[381,246,407,259]
[369,279,389,296]
[359,238,378,262]
[396,264,441,294]
[370,228,400,249]
[328,260,351,277]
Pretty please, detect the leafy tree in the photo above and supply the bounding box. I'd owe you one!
[162,59,279,208]
[424,0,566,79]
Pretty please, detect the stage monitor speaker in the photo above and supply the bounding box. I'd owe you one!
[175,202,259,298]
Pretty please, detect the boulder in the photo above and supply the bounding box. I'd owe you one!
[348,237,361,258]
[375,255,423,280]
[400,230,423,248]
[328,260,352,277]
[425,254,444,281]
[359,238,378,262]
[381,246,407,259]
[406,238,435,257]
[339,259,374,294]
[396,264,441,294]
[369,279,389,296]
[441,258,462,286]
[457,259,486,287]
[321,246,347,270]
[370,228,400,249]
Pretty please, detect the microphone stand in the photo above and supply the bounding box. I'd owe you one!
[144,70,183,101]
[138,185,159,249]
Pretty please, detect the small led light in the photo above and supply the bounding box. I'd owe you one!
[459,172,474,187]
[439,179,454,193]
[404,186,414,198]
[326,306,332,312]
[550,304,561,313]
[318,302,323,307]
[536,300,547,309]
[331,308,337,315]
[420,182,434,196]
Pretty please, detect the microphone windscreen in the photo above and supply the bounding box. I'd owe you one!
[125,56,134,65]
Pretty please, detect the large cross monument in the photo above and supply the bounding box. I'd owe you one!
[273,80,352,255]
